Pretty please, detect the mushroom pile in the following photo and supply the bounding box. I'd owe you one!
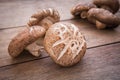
[71,0,120,29]
[8,8,60,57]
[8,8,86,67]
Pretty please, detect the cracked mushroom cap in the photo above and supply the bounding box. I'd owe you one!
[87,8,120,29]
[28,8,60,30]
[8,26,46,58]
[93,0,120,13]
[71,3,96,16]
[44,23,86,67]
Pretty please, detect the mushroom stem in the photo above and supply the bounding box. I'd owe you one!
[101,5,113,13]
[96,20,106,29]
[80,11,88,19]
[36,37,44,46]
[25,42,41,57]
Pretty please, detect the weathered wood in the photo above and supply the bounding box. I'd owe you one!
[0,0,93,28]
[0,19,120,67]
[0,0,120,79]
[1,0,120,29]
[0,43,120,80]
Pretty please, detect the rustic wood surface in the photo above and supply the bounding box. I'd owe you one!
[0,19,120,67]
[0,0,120,80]
[0,43,120,80]
[0,0,92,29]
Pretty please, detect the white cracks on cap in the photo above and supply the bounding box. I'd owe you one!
[29,27,34,34]
[28,8,60,27]
[43,8,53,16]
[52,23,85,60]
[43,9,47,14]
[48,8,53,15]
[29,26,45,36]
[29,26,38,34]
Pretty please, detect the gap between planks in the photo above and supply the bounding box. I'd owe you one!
[0,18,79,30]
[0,19,120,68]
[0,41,119,69]
[0,42,120,80]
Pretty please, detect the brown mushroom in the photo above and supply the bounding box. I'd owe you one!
[8,26,46,58]
[71,3,96,19]
[87,8,120,29]
[8,8,60,58]
[28,8,60,46]
[93,0,120,14]
[28,8,60,30]
[44,22,86,67]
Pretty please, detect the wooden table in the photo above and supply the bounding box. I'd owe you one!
[0,0,120,80]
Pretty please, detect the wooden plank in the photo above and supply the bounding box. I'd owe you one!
[0,0,92,29]
[0,0,120,29]
[0,43,120,80]
[0,19,120,67]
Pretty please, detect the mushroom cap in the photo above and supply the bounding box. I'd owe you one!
[44,22,86,67]
[87,8,120,28]
[93,0,120,13]
[8,26,46,58]
[71,3,96,16]
[28,8,60,30]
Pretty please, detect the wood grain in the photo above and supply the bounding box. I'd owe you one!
[0,0,120,79]
[0,0,93,28]
[0,19,120,67]
[0,0,120,29]
[0,43,120,80]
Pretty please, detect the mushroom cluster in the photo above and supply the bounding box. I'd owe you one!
[71,0,120,29]
[8,8,60,57]
[8,8,86,67]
